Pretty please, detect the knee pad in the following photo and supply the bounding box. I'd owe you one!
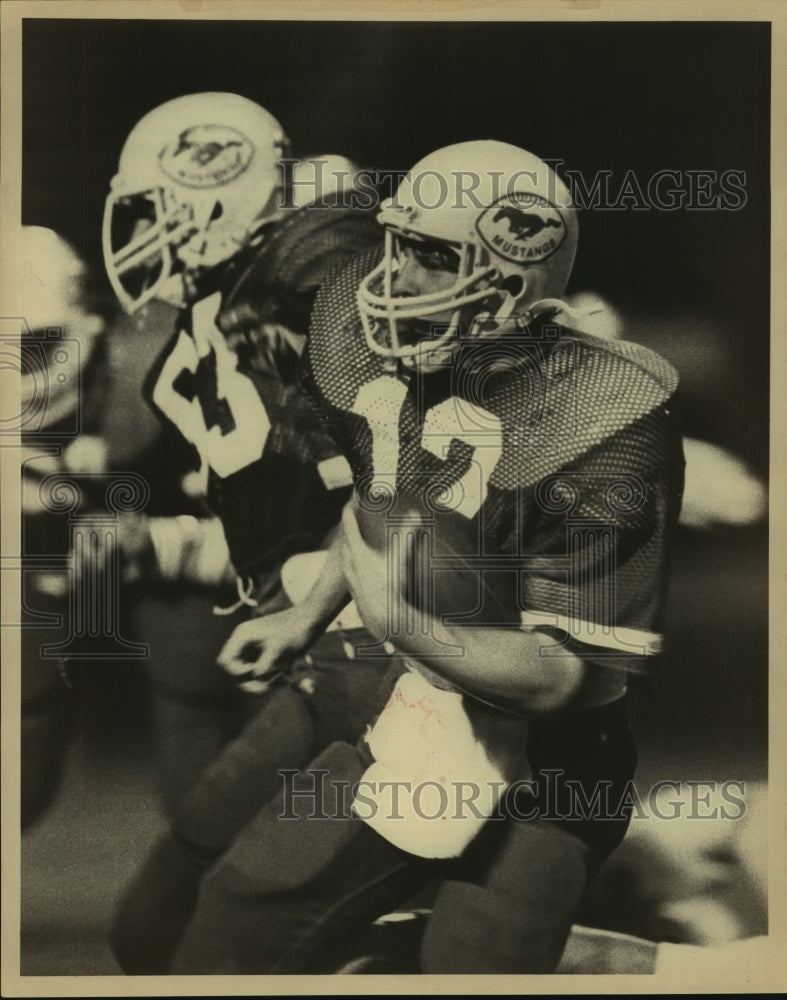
[202,741,369,898]
[172,683,316,853]
[422,824,589,973]
[422,878,568,974]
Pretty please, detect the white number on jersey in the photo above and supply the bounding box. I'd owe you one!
[352,375,503,519]
[352,376,409,489]
[152,293,271,479]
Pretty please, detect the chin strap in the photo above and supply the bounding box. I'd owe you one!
[527,295,608,328]
[467,293,613,351]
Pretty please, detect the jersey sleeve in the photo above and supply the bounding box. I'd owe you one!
[518,406,685,673]
[217,202,382,342]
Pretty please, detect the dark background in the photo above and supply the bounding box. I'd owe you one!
[22,17,771,751]
[18,17,771,973]
[23,18,770,471]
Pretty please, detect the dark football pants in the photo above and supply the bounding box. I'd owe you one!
[170,697,637,974]
[110,630,395,974]
[21,595,74,831]
[170,739,434,974]
[421,697,638,973]
[132,587,251,816]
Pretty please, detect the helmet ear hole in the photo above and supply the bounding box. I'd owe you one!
[500,273,524,298]
[209,201,224,221]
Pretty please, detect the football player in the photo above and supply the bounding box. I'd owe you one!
[10,226,108,828]
[174,140,685,973]
[102,92,393,973]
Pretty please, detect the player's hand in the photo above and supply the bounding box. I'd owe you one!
[340,503,401,641]
[217,607,310,694]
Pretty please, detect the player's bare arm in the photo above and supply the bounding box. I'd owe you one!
[341,501,585,714]
[217,524,353,690]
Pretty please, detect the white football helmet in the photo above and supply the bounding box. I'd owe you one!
[357,140,578,369]
[103,92,289,313]
[9,226,104,429]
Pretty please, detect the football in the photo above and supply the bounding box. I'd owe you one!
[354,491,521,629]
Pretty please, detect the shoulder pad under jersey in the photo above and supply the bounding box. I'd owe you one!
[477,322,682,492]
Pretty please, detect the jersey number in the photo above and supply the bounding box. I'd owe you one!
[353,375,502,519]
[152,293,270,479]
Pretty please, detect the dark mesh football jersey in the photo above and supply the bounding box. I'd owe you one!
[303,248,685,671]
[146,204,381,582]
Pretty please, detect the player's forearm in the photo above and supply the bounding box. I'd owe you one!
[298,531,352,642]
[393,617,586,714]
